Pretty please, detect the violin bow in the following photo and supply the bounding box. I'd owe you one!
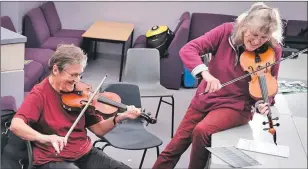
[64,74,108,142]
[199,48,308,95]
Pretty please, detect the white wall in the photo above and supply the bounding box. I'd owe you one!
[1,1,307,55]
[54,1,307,55]
[1,1,43,33]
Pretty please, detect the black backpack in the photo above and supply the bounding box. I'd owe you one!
[1,110,31,169]
[145,25,174,58]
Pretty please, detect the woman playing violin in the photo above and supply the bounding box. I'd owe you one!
[10,44,140,169]
[153,2,283,169]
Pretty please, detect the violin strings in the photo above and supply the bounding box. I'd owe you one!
[259,75,272,117]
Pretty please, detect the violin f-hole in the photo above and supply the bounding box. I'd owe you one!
[248,66,254,73]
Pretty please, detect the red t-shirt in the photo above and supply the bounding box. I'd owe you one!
[14,77,103,166]
[180,22,282,118]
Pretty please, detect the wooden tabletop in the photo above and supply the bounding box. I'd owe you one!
[82,21,134,41]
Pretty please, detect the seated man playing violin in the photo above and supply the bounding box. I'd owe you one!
[10,44,140,169]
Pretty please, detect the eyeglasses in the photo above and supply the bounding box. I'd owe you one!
[63,69,83,79]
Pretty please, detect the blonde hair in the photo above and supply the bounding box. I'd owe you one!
[232,2,284,47]
[48,44,88,73]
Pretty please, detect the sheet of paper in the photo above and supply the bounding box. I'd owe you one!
[206,146,261,168]
[236,138,289,158]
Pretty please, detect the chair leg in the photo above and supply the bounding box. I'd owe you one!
[139,149,147,169]
[156,146,160,157]
[155,97,163,119]
[158,96,175,138]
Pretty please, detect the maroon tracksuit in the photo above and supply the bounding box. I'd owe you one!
[153,22,282,169]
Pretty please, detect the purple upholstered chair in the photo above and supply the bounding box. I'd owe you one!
[0,16,17,32]
[24,61,44,92]
[284,20,308,50]
[133,12,191,90]
[23,7,82,50]
[24,48,53,77]
[189,13,236,41]
[285,20,308,37]
[1,16,50,91]
[0,96,17,111]
[40,1,85,38]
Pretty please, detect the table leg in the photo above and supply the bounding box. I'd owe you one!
[119,42,126,81]
[130,30,134,48]
[94,40,97,60]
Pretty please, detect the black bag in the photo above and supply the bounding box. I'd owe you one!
[146,25,174,58]
[1,110,30,169]
[1,109,15,153]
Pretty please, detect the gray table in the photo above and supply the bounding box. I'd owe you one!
[210,114,307,168]
[292,116,307,156]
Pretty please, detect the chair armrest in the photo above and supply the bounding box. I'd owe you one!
[26,141,33,169]
[133,35,147,48]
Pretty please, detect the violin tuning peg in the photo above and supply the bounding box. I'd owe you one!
[263,128,269,131]
[147,112,151,116]
[142,109,146,113]
[272,117,279,121]
[274,123,280,127]
[262,121,268,125]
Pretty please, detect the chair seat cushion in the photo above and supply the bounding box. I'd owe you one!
[41,37,82,50]
[53,29,86,38]
[102,121,162,150]
[25,48,54,75]
[138,84,174,97]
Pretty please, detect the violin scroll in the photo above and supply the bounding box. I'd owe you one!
[140,109,157,125]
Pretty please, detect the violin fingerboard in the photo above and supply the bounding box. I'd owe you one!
[97,96,127,110]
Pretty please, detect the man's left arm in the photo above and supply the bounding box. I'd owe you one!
[85,110,126,136]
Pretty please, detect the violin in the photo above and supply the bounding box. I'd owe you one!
[61,81,118,117]
[60,76,157,125]
[239,45,279,145]
[199,47,308,145]
[97,93,157,125]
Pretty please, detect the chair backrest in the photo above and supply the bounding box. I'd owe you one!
[40,1,62,36]
[0,16,16,32]
[173,11,190,34]
[285,20,308,37]
[23,7,51,48]
[100,82,143,124]
[122,48,160,86]
[189,13,236,41]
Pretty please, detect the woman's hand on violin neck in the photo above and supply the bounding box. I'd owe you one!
[36,134,67,154]
[256,101,270,116]
[121,105,141,120]
[201,70,222,93]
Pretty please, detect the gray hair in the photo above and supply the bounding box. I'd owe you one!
[232,2,284,47]
[48,44,87,73]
